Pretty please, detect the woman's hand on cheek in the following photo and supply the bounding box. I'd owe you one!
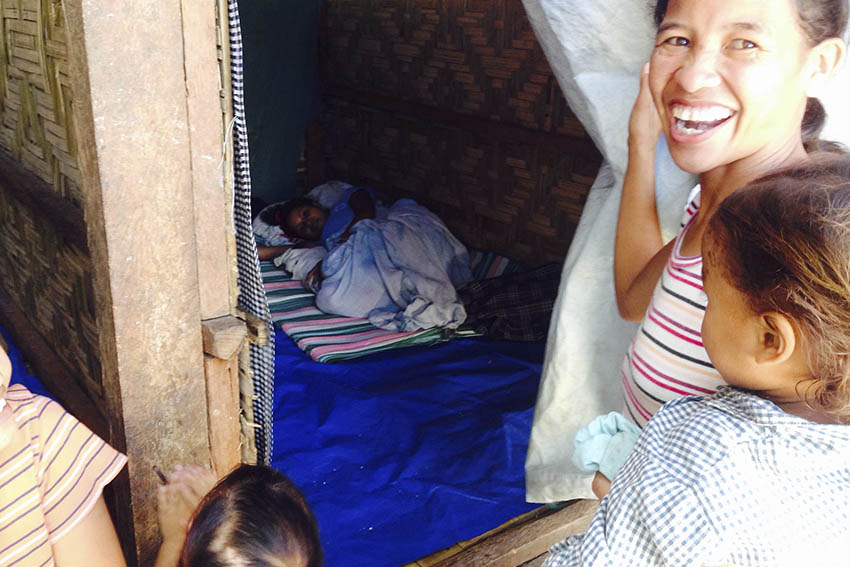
[628,61,663,154]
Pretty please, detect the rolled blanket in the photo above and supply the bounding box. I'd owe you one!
[572,411,641,481]
[274,246,327,282]
[317,199,472,331]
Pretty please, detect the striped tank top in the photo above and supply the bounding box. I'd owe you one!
[621,190,724,427]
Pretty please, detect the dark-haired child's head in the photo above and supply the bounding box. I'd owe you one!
[180,465,322,567]
[261,198,328,241]
[703,155,850,422]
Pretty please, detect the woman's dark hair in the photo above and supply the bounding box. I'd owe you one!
[260,197,323,234]
[653,0,848,153]
[707,154,850,422]
[180,465,322,567]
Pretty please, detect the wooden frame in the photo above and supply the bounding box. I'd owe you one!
[58,1,243,564]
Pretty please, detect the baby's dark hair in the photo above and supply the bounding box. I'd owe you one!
[180,465,322,567]
[707,155,850,422]
[653,0,848,153]
[260,197,324,234]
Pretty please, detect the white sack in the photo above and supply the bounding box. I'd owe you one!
[522,0,850,502]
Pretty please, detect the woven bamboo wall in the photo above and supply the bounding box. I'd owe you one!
[319,0,602,264]
[0,0,100,391]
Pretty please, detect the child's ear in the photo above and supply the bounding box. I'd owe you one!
[754,312,797,365]
[805,37,846,98]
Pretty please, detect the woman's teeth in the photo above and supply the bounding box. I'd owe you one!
[671,104,733,135]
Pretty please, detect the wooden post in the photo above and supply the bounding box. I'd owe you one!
[63,1,219,564]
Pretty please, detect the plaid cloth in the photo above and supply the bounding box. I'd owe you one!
[228,0,275,463]
[458,262,561,342]
[544,387,850,567]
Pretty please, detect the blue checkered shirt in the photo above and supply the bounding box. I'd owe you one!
[544,387,850,567]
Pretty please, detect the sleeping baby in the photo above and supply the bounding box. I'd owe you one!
[255,182,472,332]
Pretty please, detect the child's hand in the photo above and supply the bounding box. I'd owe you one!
[156,465,218,544]
[305,261,324,292]
[628,62,663,153]
[591,472,611,500]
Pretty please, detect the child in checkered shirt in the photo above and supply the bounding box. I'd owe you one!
[545,157,850,566]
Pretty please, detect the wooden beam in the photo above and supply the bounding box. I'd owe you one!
[63,1,214,564]
[202,315,247,360]
[201,315,246,476]
[204,353,242,476]
[432,500,598,567]
[181,0,236,320]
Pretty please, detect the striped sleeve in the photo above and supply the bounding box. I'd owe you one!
[31,394,127,543]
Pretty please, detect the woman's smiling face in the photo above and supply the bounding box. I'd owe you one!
[649,0,815,174]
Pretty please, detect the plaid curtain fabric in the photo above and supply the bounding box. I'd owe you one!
[227,0,275,464]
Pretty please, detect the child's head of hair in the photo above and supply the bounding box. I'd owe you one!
[179,464,322,567]
[706,154,850,422]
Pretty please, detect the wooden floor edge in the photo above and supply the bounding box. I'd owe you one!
[409,499,599,567]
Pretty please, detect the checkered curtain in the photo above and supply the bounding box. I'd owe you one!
[227,0,274,464]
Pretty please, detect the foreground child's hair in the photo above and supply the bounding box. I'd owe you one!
[708,155,850,422]
[180,465,322,567]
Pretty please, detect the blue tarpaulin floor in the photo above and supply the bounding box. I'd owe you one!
[270,328,544,566]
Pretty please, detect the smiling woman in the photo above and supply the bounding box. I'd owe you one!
[648,0,836,175]
[609,0,847,434]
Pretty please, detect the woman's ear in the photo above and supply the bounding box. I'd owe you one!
[754,312,797,365]
[805,37,846,98]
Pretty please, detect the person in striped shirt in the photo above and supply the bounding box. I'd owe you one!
[0,339,127,566]
[589,0,848,496]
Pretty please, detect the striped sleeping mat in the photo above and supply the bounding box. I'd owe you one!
[262,250,522,363]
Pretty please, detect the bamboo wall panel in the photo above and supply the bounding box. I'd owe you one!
[0,0,99,388]
[321,96,599,264]
[0,189,101,393]
[320,0,602,264]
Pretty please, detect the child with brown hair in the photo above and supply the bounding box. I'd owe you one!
[544,156,850,566]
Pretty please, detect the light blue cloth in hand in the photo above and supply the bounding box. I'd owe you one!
[572,411,641,481]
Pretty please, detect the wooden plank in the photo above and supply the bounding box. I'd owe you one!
[181,0,235,319]
[63,1,214,564]
[204,353,242,476]
[202,315,247,360]
[432,500,598,567]
[519,554,547,567]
